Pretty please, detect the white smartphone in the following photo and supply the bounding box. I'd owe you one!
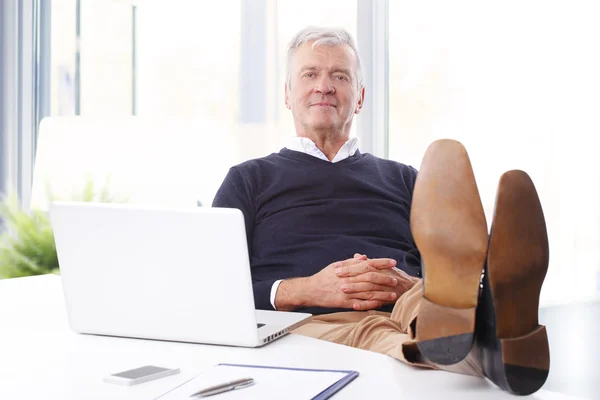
[103,365,180,386]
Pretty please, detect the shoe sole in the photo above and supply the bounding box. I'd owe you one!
[411,139,489,365]
[477,170,550,395]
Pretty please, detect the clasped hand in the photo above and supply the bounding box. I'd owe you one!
[309,253,420,311]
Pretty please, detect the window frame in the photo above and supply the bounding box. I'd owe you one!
[0,0,50,211]
[356,0,389,158]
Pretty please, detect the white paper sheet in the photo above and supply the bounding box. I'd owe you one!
[156,364,350,400]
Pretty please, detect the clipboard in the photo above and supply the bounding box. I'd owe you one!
[155,363,359,400]
[219,363,359,400]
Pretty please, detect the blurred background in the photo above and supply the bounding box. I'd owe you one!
[1,0,600,307]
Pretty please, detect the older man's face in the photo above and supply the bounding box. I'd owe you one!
[285,42,364,135]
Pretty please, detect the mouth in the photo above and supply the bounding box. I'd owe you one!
[310,102,336,108]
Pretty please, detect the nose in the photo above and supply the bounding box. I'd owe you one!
[315,75,335,94]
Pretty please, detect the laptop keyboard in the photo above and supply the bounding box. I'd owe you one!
[257,323,265,328]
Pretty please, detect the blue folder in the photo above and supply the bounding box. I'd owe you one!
[218,363,359,399]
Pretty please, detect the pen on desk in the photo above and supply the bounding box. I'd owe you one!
[189,377,255,398]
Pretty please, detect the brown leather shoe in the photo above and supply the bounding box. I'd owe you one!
[476,170,550,395]
[411,139,488,365]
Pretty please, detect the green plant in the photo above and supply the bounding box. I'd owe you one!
[0,194,58,278]
[0,177,128,279]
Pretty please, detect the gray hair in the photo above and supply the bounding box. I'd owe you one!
[286,27,364,89]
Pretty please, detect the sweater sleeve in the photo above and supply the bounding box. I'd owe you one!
[212,166,275,310]
[212,166,255,249]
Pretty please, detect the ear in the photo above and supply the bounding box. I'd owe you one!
[355,87,365,114]
[285,83,291,110]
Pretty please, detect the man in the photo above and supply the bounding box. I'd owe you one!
[214,27,420,316]
[213,27,549,395]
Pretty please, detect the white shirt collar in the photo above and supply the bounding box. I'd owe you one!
[286,137,360,163]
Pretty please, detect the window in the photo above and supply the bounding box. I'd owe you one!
[135,2,240,121]
[51,0,134,116]
[50,0,240,120]
[44,0,242,207]
[45,0,359,207]
[388,1,600,304]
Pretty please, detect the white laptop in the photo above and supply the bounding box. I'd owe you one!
[49,201,311,347]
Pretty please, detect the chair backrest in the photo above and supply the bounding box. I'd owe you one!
[32,117,281,210]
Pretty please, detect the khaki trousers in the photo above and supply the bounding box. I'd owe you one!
[291,281,484,377]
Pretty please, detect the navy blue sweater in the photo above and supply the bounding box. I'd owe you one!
[212,148,421,315]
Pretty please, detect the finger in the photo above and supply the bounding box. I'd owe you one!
[353,253,367,259]
[335,260,372,277]
[367,258,397,269]
[345,272,398,287]
[392,266,411,278]
[341,282,391,294]
[348,290,397,302]
[335,256,367,270]
[337,259,397,277]
[352,300,384,311]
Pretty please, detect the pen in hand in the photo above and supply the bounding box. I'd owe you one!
[189,377,255,398]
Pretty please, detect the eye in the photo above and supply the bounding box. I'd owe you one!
[335,75,349,81]
[304,72,315,78]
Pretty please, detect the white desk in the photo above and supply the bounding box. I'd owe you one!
[0,275,586,400]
